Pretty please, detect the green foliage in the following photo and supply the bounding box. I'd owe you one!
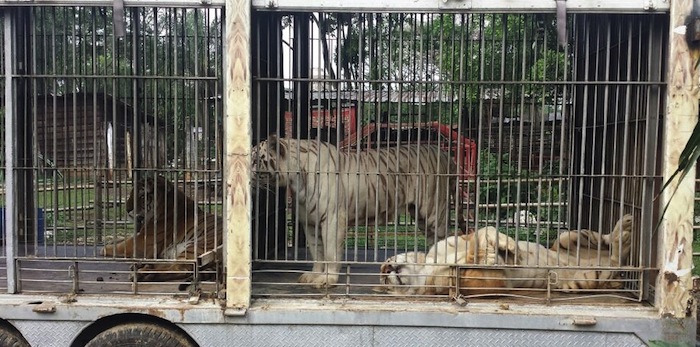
[478,149,565,223]
[315,13,572,128]
[283,13,577,137]
[527,50,569,101]
[478,149,527,205]
[31,7,223,165]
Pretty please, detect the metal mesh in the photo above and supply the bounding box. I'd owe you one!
[4,7,224,295]
[0,13,6,292]
[0,8,668,302]
[250,12,665,302]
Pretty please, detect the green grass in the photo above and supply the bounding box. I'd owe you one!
[35,186,97,209]
[49,226,133,245]
[346,229,429,250]
[27,182,131,245]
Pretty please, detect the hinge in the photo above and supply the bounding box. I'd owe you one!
[555,0,568,48]
[113,0,126,38]
[643,0,668,12]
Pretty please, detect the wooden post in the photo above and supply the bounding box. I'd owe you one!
[224,0,252,314]
[658,0,700,325]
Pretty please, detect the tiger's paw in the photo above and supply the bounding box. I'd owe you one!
[298,272,338,289]
[298,272,319,284]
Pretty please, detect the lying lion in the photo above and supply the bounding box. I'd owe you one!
[379,214,634,295]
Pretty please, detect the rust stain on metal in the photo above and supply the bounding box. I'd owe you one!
[571,317,597,326]
[146,308,166,318]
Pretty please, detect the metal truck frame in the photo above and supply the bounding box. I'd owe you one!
[0,0,697,346]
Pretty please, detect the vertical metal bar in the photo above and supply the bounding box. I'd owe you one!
[224,0,252,314]
[575,15,591,233]
[618,16,634,272]
[594,18,612,266]
[557,18,569,245]
[4,10,17,294]
[640,15,662,302]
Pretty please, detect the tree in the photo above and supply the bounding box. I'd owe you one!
[31,6,223,167]
[312,12,569,124]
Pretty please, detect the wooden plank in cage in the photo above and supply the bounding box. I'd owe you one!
[657,0,700,320]
[224,0,252,314]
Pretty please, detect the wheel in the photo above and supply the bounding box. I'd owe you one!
[0,324,30,347]
[84,322,197,347]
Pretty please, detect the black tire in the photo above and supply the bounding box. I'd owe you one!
[84,322,197,347]
[0,324,30,347]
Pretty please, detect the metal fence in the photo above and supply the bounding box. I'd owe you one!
[3,7,224,296]
[0,8,668,304]
[250,12,665,302]
[0,16,5,293]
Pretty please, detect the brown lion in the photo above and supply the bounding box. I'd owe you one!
[101,175,222,282]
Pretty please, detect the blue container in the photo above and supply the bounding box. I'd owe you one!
[0,208,45,245]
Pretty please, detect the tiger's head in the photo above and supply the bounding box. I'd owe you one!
[125,175,198,224]
[252,135,296,189]
[125,175,165,225]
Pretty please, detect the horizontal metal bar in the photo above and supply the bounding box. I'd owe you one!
[253,0,669,13]
[257,77,667,86]
[20,74,220,80]
[0,0,225,7]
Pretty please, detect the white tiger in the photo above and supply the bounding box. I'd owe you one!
[252,135,466,288]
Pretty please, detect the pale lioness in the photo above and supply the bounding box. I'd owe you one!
[379,214,634,294]
[379,231,509,296]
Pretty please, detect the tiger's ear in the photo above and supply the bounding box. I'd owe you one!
[266,134,286,158]
[155,175,174,193]
[267,134,278,148]
[136,171,154,182]
[139,173,156,187]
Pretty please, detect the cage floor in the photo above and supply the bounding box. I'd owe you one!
[251,265,644,305]
[0,246,644,306]
[11,246,219,296]
[251,249,644,305]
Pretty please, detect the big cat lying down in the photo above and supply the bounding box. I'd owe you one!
[378,214,633,296]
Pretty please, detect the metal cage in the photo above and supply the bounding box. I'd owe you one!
[0,1,697,345]
[2,6,225,296]
[0,4,681,307]
[249,11,666,303]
